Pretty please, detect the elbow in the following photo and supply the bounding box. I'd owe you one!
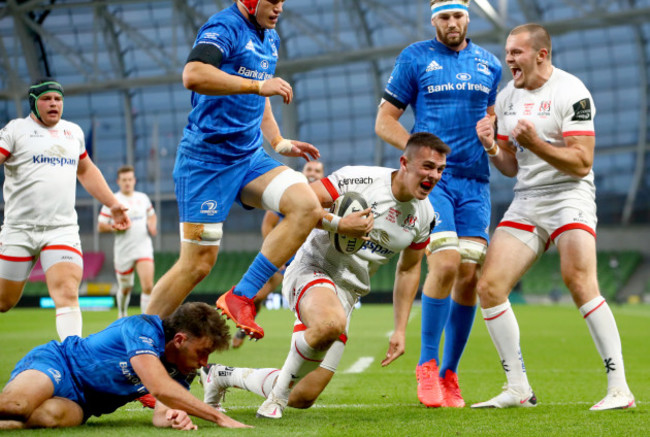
[182,67,201,91]
[573,164,592,178]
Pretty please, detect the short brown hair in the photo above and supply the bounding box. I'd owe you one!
[510,23,552,58]
[404,132,451,158]
[117,165,135,177]
[162,302,231,351]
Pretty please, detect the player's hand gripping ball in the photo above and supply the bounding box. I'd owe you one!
[329,191,368,255]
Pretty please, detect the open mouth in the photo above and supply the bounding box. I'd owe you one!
[420,181,433,190]
[511,67,522,80]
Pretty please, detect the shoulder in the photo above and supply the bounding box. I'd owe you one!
[60,119,84,133]
[397,41,429,62]
[3,117,28,132]
[201,6,241,36]
[469,42,501,66]
[552,68,590,93]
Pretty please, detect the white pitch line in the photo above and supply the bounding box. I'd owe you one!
[343,356,375,373]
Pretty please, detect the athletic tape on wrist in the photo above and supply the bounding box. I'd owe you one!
[321,213,341,233]
[271,136,294,154]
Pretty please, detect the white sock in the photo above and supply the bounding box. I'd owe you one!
[271,331,327,401]
[55,306,82,340]
[482,301,530,391]
[140,293,151,314]
[579,296,629,391]
[226,367,280,398]
[116,289,131,318]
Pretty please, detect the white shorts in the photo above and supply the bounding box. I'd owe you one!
[497,190,597,256]
[282,261,357,373]
[114,256,154,289]
[0,225,83,281]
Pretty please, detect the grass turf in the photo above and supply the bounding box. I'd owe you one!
[0,303,647,436]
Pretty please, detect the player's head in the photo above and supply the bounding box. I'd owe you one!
[238,0,285,30]
[398,132,449,201]
[116,165,136,195]
[430,0,470,49]
[28,78,64,127]
[302,161,324,183]
[162,302,230,374]
[506,23,552,90]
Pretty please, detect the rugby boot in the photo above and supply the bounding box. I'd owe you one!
[471,384,537,408]
[136,394,156,409]
[590,388,636,411]
[440,369,465,408]
[216,287,264,340]
[416,359,443,407]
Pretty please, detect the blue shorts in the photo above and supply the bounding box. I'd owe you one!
[10,342,85,406]
[173,147,283,223]
[428,173,491,242]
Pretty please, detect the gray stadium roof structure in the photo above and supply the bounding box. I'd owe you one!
[1,0,649,240]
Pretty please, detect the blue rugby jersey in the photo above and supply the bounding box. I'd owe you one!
[179,4,280,162]
[59,315,192,417]
[384,38,502,182]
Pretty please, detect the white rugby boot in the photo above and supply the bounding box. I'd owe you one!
[590,388,636,411]
[471,384,537,408]
[256,391,288,419]
[199,364,230,412]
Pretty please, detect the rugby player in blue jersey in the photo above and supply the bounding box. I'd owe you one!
[375,0,502,408]
[0,302,249,429]
[145,0,322,341]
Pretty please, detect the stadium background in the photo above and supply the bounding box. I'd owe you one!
[0,0,649,304]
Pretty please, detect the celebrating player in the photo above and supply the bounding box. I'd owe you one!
[0,302,249,429]
[471,24,635,410]
[145,0,322,342]
[232,160,325,348]
[200,132,448,419]
[98,165,157,319]
[0,78,130,341]
[375,0,502,408]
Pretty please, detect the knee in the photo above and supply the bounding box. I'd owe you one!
[476,277,504,307]
[0,396,30,420]
[309,319,346,350]
[178,252,216,281]
[290,397,316,409]
[27,403,66,428]
[284,193,322,228]
[426,256,460,285]
[0,300,16,313]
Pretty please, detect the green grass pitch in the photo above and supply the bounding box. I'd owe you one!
[0,303,648,436]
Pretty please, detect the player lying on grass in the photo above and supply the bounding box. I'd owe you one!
[200,132,448,419]
[0,302,250,429]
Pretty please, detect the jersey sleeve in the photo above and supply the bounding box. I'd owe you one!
[194,22,236,60]
[409,204,434,250]
[558,79,595,137]
[120,315,164,360]
[98,204,113,224]
[495,89,510,142]
[383,50,417,110]
[0,121,16,158]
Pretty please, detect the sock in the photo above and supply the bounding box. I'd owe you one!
[271,331,327,401]
[579,296,629,391]
[226,367,280,399]
[440,299,477,376]
[418,295,451,366]
[140,293,151,314]
[116,289,131,318]
[482,301,530,391]
[234,253,278,299]
[55,306,82,340]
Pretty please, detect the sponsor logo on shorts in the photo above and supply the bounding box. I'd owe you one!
[48,368,62,384]
[200,200,218,216]
[337,177,373,189]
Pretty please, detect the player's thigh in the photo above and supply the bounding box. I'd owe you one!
[0,278,27,311]
[0,228,36,297]
[44,262,82,296]
[25,397,84,428]
[556,229,599,302]
[299,286,347,330]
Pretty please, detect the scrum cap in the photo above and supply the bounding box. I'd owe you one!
[431,0,470,19]
[239,0,260,16]
[29,78,64,122]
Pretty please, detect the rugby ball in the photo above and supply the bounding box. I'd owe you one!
[329,191,369,255]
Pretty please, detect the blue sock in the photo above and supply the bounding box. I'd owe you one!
[419,295,451,366]
[233,253,278,299]
[440,299,477,376]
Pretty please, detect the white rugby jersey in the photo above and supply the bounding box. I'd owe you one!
[291,166,434,297]
[495,67,596,196]
[0,116,86,227]
[99,191,154,262]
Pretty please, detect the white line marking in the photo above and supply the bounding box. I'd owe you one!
[343,356,375,373]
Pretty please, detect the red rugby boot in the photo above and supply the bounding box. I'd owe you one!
[441,369,465,407]
[416,359,443,408]
[216,287,264,340]
[136,393,156,409]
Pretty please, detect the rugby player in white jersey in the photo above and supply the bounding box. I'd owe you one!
[200,132,449,418]
[0,78,130,340]
[472,24,635,410]
[98,165,157,319]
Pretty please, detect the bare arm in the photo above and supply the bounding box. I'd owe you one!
[513,119,594,177]
[182,61,293,103]
[130,354,250,428]
[309,180,373,238]
[382,246,425,366]
[77,157,130,230]
[260,98,319,161]
[97,221,116,233]
[261,210,281,239]
[375,100,410,151]
[147,213,157,237]
[476,115,519,178]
